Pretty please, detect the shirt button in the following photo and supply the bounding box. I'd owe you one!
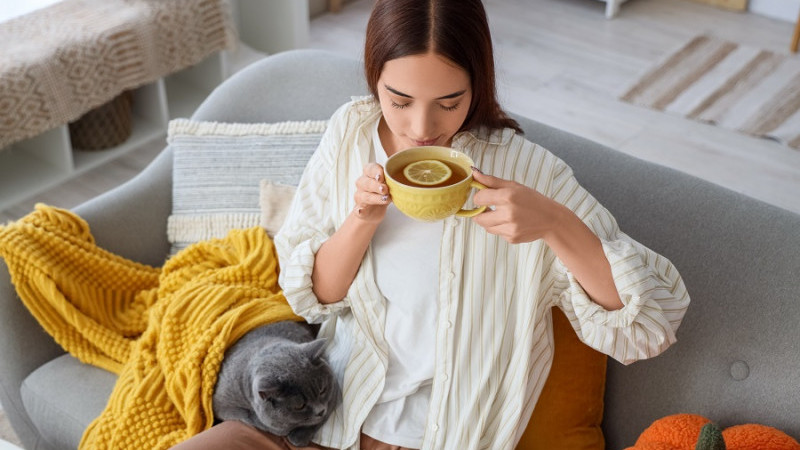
[447,272,455,280]
[432,424,439,431]
[444,320,452,328]
[441,373,449,381]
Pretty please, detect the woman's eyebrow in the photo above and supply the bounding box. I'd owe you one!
[384,84,466,100]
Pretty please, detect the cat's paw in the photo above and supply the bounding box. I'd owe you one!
[287,426,316,447]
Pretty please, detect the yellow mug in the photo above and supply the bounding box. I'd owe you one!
[384,146,486,222]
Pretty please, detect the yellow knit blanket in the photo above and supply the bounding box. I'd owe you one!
[0,205,302,449]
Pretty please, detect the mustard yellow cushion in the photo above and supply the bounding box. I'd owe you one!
[517,307,607,449]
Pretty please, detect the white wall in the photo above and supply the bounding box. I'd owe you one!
[749,0,800,23]
[234,0,310,54]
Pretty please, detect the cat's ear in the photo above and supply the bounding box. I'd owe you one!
[304,339,328,360]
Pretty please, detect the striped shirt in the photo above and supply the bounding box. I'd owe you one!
[274,97,690,450]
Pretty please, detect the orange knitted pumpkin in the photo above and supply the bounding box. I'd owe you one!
[626,413,800,450]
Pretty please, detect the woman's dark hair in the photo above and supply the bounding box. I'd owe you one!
[364,0,522,134]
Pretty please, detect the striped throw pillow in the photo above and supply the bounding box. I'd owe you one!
[166,118,327,255]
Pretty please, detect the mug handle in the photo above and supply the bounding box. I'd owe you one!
[455,181,487,218]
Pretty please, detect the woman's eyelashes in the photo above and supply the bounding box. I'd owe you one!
[389,100,460,111]
[390,100,410,109]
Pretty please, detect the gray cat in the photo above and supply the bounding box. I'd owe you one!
[212,321,340,446]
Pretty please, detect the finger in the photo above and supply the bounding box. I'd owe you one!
[356,174,389,195]
[472,186,512,207]
[363,163,388,193]
[364,163,386,182]
[356,191,391,206]
[471,209,507,229]
[471,167,513,189]
[471,170,518,207]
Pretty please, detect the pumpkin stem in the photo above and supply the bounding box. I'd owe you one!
[696,422,725,450]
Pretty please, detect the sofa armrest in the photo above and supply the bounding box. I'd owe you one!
[0,143,173,448]
[0,260,66,448]
[73,145,173,267]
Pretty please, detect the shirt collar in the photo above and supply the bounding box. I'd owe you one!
[455,126,515,146]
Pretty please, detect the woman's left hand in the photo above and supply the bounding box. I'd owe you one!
[470,169,565,244]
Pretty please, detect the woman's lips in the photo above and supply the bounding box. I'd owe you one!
[413,139,438,146]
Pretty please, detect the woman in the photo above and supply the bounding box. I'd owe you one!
[177,0,690,448]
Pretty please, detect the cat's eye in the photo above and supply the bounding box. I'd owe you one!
[259,391,277,407]
[295,401,306,411]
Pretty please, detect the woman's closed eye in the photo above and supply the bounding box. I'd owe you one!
[390,100,460,112]
[390,100,410,109]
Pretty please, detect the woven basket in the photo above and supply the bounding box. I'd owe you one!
[69,91,133,150]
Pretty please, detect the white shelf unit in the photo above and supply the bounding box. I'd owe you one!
[0,0,310,211]
[0,52,228,211]
[0,82,169,210]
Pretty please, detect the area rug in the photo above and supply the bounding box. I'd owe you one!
[621,35,800,151]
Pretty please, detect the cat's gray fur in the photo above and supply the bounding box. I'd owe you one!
[212,321,340,446]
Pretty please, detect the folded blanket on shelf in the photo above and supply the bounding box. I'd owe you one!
[0,204,302,449]
[0,0,236,149]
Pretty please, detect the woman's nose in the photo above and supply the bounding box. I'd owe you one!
[411,109,434,139]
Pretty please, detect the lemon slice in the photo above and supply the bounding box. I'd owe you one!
[403,160,452,186]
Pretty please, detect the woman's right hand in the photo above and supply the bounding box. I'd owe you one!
[354,162,391,223]
[312,163,391,303]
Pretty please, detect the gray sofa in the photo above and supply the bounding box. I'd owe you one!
[2,49,799,450]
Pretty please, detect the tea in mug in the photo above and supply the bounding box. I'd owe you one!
[390,159,468,188]
[384,146,487,221]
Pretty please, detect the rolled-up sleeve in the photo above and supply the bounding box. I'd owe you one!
[547,160,690,365]
[275,107,352,323]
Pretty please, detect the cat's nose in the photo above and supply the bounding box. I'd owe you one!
[315,407,326,417]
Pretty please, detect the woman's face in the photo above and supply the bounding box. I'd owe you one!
[377,51,472,155]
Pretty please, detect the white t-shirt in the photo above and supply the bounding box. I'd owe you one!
[361,120,442,448]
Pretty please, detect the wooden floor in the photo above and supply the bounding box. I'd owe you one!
[2,0,799,223]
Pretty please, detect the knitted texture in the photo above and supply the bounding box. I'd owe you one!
[625,413,800,450]
[0,204,302,449]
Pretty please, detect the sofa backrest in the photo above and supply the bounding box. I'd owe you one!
[191,49,800,448]
[192,49,368,123]
[519,116,800,447]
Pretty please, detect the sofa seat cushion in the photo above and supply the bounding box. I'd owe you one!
[20,354,116,449]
